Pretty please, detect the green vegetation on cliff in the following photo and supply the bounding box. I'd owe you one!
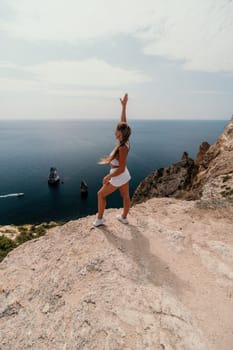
[0,222,63,262]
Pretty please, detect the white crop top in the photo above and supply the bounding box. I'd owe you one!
[110,158,119,166]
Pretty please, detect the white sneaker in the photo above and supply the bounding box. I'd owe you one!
[93,217,106,227]
[116,214,128,224]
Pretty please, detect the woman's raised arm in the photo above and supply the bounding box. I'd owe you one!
[120,93,128,123]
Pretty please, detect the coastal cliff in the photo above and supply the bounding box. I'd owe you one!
[132,117,233,206]
[0,118,233,350]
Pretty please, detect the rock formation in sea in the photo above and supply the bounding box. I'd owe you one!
[0,117,232,350]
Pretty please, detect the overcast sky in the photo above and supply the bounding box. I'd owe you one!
[0,0,232,120]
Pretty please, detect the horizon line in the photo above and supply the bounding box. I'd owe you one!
[0,117,230,122]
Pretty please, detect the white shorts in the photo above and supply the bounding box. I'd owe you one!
[109,167,131,187]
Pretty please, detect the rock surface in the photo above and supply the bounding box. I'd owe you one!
[132,117,233,205]
[0,199,233,350]
[131,154,198,205]
[192,116,233,203]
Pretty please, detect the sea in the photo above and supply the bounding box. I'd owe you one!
[0,119,228,225]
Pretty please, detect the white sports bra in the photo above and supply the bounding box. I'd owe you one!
[111,158,119,166]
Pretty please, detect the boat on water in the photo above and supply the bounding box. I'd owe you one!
[48,167,60,185]
[17,193,24,197]
[0,193,24,198]
[80,180,88,196]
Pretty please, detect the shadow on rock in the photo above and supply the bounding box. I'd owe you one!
[100,224,188,295]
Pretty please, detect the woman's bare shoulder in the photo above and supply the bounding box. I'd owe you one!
[119,144,129,153]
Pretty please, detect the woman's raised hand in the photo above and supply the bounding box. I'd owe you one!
[120,93,128,107]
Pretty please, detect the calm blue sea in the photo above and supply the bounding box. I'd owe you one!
[0,119,228,225]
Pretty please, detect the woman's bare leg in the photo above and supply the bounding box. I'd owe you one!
[119,182,131,218]
[97,183,116,219]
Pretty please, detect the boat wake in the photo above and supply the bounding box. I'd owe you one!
[0,193,24,198]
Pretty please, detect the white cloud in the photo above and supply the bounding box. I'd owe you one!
[1,0,233,73]
[0,77,40,92]
[28,59,149,87]
[0,59,150,95]
[138,1,233,73]
[0,0,152,41]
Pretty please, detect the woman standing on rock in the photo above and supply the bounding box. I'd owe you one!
[93,93,131,227]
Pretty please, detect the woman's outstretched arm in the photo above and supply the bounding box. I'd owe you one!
[120,93,128,123]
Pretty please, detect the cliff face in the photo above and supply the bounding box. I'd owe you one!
[131,153,199,205]
[192,116,233,203]
[132,117,233,206]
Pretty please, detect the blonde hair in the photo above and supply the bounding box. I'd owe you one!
[99,122,131,164]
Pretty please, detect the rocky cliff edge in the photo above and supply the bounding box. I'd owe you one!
[0,198,233,350]
[132,117,233,205]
